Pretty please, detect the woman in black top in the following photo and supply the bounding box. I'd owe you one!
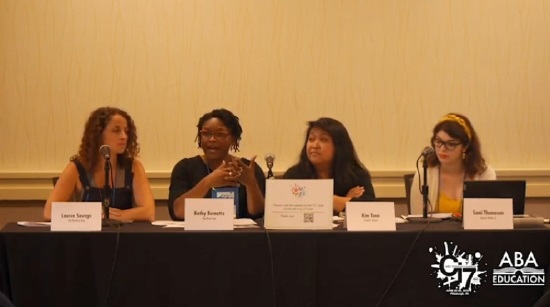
[283,117,375,214]
[168,109,266,220]
[43,107,155,222]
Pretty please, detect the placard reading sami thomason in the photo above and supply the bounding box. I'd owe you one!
[463,198,513,230]
[184,198,234,230]
[345,202,396,231]
[264,179,333,229]
[51,202,102,231]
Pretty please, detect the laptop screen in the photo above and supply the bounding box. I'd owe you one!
[462,180,526,215]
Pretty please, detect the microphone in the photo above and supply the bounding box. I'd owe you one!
[99,145,111,160]
[421,146,434,157]
[264,153,275,179]
[265,153,275,169]
[408,145,442,223]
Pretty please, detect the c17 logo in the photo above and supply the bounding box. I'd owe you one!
[429,241,487,296]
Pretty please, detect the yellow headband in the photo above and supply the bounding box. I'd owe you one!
[438,114,472,141]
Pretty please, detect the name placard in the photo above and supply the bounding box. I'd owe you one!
[51,202,102,231]
[463,198,513,230]
[185,198,234,230]
[264,179,333,229]
[345,202,396,231]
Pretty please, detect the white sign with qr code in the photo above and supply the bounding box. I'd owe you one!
[264,179,333,229]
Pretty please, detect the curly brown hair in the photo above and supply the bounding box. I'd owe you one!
[426,112,487,178]
[76,107,139,171]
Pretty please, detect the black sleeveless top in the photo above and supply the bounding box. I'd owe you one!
[71,157,134,210]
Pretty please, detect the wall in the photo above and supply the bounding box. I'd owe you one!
[1,0,549,204]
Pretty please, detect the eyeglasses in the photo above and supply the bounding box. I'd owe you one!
[432,138,461,150]
[199,130,230,140]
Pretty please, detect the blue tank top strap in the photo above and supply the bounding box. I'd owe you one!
[71,157,91,189]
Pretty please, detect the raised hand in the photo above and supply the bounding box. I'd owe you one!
[232,155,258,187]
[346,186,365,198]
[206,160,239,188]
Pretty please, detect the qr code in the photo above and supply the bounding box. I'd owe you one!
[304,213,314,223]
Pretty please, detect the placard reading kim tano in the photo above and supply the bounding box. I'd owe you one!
[264,179,333,229]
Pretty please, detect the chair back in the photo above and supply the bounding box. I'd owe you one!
[0,290,16,307]
[403,173,415,215]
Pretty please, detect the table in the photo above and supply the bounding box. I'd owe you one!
[1,221,550,307]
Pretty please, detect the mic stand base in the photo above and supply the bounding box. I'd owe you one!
[102,218,125,227]
[407,217,443,223]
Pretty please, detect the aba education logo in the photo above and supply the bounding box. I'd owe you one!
[290,183,306,197]
[428,241,487,296]
[493,251,545,286]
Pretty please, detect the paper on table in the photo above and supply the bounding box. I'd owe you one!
[233,218,257,226]
[164,223,185,228]
[156,219,258,229]
[395,217,407,224]
[151,220,179,226]
[17,221,51,227]
[406,213,452,219]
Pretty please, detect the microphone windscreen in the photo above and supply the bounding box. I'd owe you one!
[99,145,111,159]
[264,153,275,164]
[421,146,434,156]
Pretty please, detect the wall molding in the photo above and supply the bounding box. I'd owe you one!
[1,169,549,200]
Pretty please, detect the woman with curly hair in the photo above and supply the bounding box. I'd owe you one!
[410,113,496,216]
[43,106,155,221]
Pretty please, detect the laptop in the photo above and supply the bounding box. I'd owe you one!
[462,180,526,215]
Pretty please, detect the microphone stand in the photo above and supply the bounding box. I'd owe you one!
[408,155,442,223]
[422,157,429,218]
[102,158,123,227]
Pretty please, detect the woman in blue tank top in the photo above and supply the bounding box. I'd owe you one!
[43,106,155,222]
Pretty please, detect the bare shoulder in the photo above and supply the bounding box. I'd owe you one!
[131,158,147,173]
[53,161,81,192]
[60,161,79,177]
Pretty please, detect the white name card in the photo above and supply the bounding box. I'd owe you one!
[463,198,513,230]
[185,198,234,230]
[264,179,333,229]
[51,202,102,231]
[345,202,396,231]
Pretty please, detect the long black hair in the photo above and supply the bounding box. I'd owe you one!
[285,117,371,189]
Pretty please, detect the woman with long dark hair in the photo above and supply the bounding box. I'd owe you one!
[283,117,375,214]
